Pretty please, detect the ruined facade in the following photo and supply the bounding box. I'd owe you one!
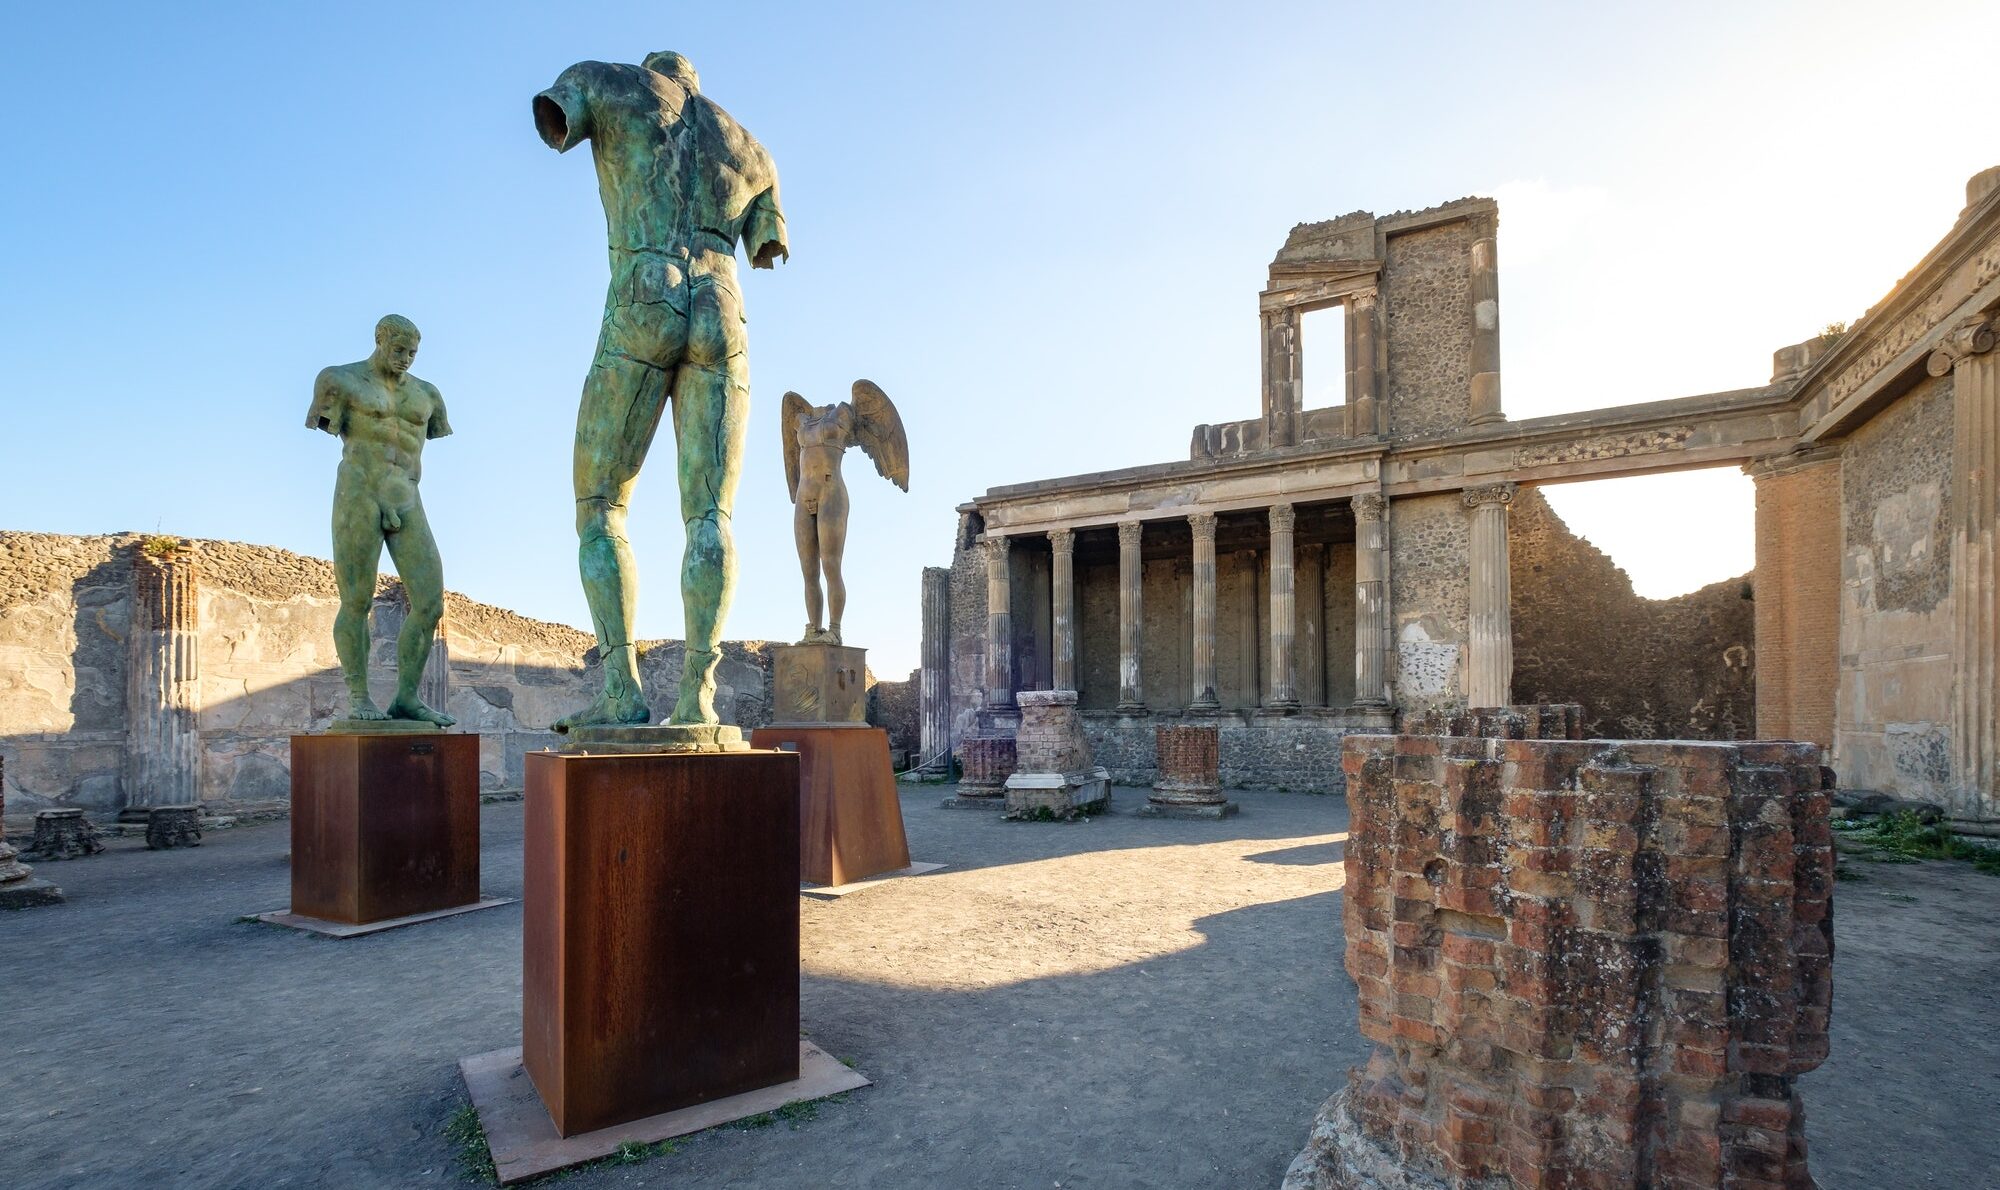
[0,532,910,815]
[926,170,2000,824]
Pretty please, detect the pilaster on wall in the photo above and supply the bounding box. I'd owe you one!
[1463,483,1515,709]
[1748,451,1842,748]
[1931,314,2000,821]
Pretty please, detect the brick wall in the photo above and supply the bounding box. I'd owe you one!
[1154,725,1220,793]
[1753,459,1842,747]
[1286,733,1834,1189]
[1013,690,1089,774]
[956,735,1015,790]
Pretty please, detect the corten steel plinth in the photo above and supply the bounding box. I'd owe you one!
[289,732,480,924]
[523,748,801,1137]
[750,724,911,886]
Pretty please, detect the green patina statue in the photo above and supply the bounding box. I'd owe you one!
[534,50,788,731]
[307,315,456,728]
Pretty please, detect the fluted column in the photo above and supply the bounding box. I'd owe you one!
[123,545,201,821]
[1049,527,1077,691]
[920,566,952,770]
[421,614,450,718]
[1263,309,1302,448]
[1353,493,1391,706]
[1468,215,1504,425]
[1348,289,1381,436]
[1930,314,2000,821]
[982,534,1014,710]
[1464,483,1517,708]
[1188,512,1219,711]
[1116,520,1147,712]
[1265,503,1299,711]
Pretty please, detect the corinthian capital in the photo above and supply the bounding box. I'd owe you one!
[1118,520,1144,549]
[1048,527,1075,554]
[1462,482,1517,509]
[1351,492,1387,522]
[1927,314,1998,377]
[979,533,1011,566]
[1188,511,1218,539]
[1269,503,1296,533]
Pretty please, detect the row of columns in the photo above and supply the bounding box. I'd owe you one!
[979,488,1515,714]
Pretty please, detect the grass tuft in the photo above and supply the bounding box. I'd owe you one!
[445,1103,497,1185]
[1835,811,2000,875]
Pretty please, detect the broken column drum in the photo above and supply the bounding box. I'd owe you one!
[28,808,104,861]
[1285,733,1834,1190]
[1142,724,1238,820]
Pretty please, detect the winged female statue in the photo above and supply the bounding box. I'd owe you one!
[782,379,909,645]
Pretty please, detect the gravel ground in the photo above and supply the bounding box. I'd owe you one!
[2,785,1993,1189]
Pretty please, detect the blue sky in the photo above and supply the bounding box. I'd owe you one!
[4,1,1995,676]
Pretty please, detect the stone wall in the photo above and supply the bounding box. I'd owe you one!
[1835,375,1956,801]
[868,668,920,760]
[1388,493,1469,711]
[947,512,989,743]
[1383,220,1475,438]
[1287,732,1833,1189]
[0,531,881,814]
[1509,486,1756,740]
[1081,710,1385,795]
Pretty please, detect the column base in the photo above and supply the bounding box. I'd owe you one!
[1256,701,1302,717]
[1114,702,1150,716]
[1187,695,1221,714]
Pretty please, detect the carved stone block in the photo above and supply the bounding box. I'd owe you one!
[28,808,104,861]
[146,805,203,850]
[771,644,868,725]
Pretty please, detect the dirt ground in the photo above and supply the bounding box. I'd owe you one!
[2,784,1994,1189]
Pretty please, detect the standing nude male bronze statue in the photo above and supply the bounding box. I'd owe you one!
[533,51,788,731]
[781,381,909,645]
[307,314,456,728]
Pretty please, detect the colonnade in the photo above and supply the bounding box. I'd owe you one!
[979,486,1517,715]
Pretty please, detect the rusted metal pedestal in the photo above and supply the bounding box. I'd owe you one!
[288,732,480,924]
[523,748,801,1137]
[749,725,911,886]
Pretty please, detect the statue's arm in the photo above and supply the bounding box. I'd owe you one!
[425,382,453,440]
[533,66,593,152]
[306,368,346,436]
[744,183,788,270]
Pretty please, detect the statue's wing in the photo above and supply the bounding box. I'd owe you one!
[781,391,810,502]
[849,379,910,492]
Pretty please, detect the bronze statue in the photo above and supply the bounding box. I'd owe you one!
[781,380,909,645]
[532,51,788,731]
[306,314,455,727]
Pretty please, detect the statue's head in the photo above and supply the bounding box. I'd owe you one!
[374,314,420,377]
[642,51,700,94]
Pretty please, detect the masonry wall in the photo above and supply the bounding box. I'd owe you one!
[1383,221,1475,438]
[1082,710,1378,795]
[1835,375,1956,800]
[1511,486,1757,740]
[947,513,989,741]
[1389,492,1470,711]
[0,532,892,814]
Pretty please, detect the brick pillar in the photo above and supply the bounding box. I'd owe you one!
[1468,213,1504,425]
[1142,724,1236,820]
[122,545,201,822]
[982,534,1013,711]
[1931,313,2000,822]
[920,567,952,773]
[1463,483,1515,709]
[1265,503,1300,712]
[1347,289,1381,437]
[1748,450,1841,747]
[1116,520,1146,713]
[1050,527,1077,691]
[1286,734,1834,1190]
[1352,493,1391,707]
[1189,512,1220,712]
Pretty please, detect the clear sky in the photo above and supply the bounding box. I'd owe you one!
[4,1,1996,677]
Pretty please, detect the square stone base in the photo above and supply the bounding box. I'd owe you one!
[940,793,1007,810]
[1137,800,1240,820]
[1004,769,1111,820]
[0,878,64,909]
[460,1039,870,1185]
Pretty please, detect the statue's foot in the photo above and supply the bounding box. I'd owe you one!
[552,691,650,734]
[386,695,456,728]
[799,625,840,646]
[666,672,718,726]
[347,700,390,722]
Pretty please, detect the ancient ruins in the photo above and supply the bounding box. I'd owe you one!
[923,168,2000,831]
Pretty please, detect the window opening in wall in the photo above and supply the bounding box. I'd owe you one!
[1298,304,1347,411]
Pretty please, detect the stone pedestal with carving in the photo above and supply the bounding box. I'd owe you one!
[0,762,64,908]
[146,805,203,850]
[945,736,1015,809]
[28,808,104,861]
[771,643,868,726]
[1284,734,1833,1190]
[1141,724,1237,819]
[1004,690,1109,820]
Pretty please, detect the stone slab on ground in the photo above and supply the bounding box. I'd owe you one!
[938,794,1005,810]
[0,782,1994,1188]
[0,877,64,909]
[1136,800,1240,820]
[252,896,516,938]
[460,1039,871,1184]
[800,861,946,899]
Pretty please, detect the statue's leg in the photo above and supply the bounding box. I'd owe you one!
[794,497,822,639]
[382,500,455,726]
[666,278,750,724]
[818,479,851,644]
[331,478,387,719]
[555,299,680,731]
